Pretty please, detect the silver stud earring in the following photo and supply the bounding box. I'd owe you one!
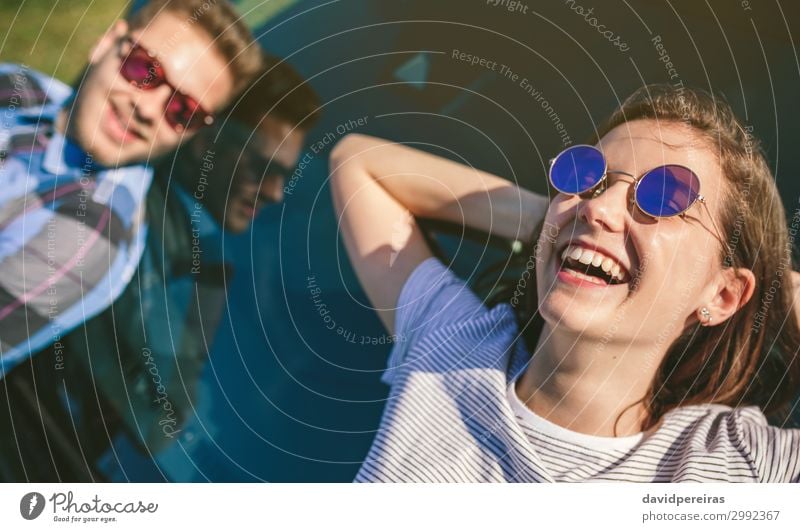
[700,307,712,325]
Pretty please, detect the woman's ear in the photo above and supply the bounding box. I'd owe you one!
[88,19,128,65]
[705,267,756,324]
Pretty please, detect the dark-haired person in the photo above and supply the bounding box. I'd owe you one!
[172,56,321,232]
[27,59,321,474]
[0,0,260,375]
[331,85,800,482]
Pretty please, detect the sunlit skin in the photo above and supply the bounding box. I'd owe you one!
[329,124,800,441]
[58,12,234,167]
[517,119,756,437]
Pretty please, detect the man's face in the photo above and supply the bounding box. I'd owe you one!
[222,118,305,233]
[67,12,234,167]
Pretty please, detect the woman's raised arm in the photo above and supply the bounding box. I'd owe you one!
[332,134,547,242]
[329,134,547,334]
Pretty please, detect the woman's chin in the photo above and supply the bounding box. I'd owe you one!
[538,294,615,334]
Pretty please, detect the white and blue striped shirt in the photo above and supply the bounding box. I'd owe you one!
[355,258,800,482]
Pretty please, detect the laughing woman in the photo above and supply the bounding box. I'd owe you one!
[330,85,800,482]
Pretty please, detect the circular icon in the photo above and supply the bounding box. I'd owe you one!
[20,492,45,520]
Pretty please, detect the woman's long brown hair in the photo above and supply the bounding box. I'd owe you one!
[491,84,800,432]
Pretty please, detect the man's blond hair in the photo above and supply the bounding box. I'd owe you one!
[128,0,261,98]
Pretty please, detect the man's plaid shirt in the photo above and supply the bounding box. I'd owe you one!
[0,63,152,376]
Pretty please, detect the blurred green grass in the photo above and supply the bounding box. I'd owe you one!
[0,0,130,84]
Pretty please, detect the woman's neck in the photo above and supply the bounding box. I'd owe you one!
[515,322,663,437]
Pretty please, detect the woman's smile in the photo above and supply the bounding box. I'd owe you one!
[556,241,632,288]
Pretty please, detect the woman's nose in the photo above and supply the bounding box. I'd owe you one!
[575,179,633,232]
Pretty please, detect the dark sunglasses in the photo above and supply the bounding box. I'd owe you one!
[253,156,293,182]
[549,144,730,256]
[118,37,214,133]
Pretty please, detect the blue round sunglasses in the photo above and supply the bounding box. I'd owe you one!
[549,144,730,255]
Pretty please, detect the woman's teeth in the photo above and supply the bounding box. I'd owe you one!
[560,245,629,283]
